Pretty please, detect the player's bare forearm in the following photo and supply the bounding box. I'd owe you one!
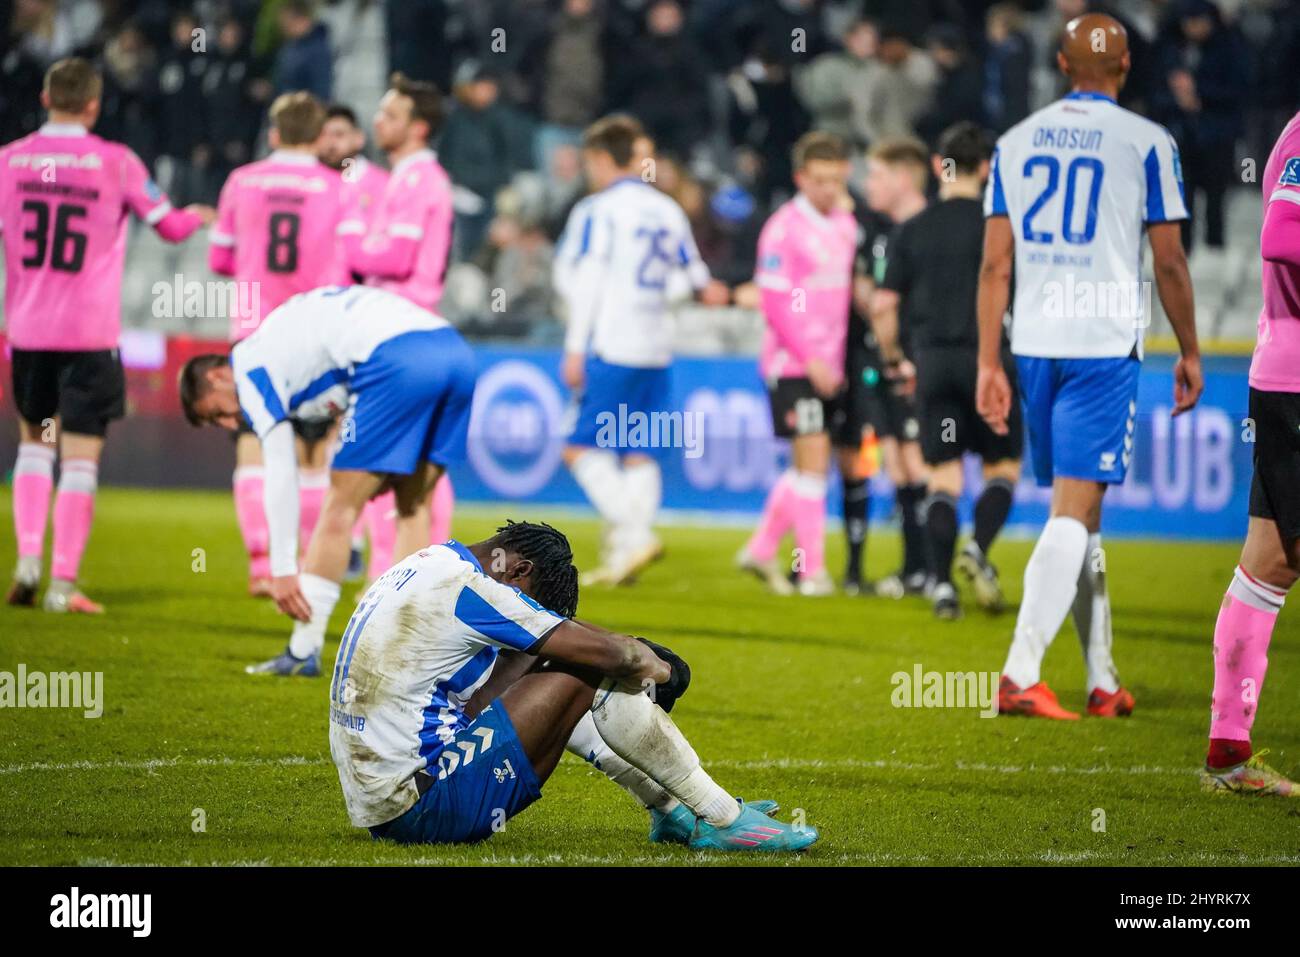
[976,217,1014,369]
[536,619,669,685]
[869,292,903,364]
[1148,222,1199,359]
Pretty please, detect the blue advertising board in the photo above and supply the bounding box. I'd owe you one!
[450,346,1256,541]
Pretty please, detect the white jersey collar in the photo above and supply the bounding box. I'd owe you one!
[39,122,88,138]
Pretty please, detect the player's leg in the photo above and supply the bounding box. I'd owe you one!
[248,466,386,676]
[363,490,397,582]
[788,429,833,595]
[915,352,963,619]
[8,419,56,606]
[1202,386,1300,794]
[563,357,631,582]
[42,349,125,614]
[391,461,443,562]
[294,425,331,566]
[232,430,271,596]
[428,471,454,544]
[830,360,872,594]
[603,365,671,584]
[924,459,963,621]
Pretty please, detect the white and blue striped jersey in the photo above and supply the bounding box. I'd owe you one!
[985,91,1188,359]
[328,541,565,827]
[230,284,448,438]
[554,176,711,368]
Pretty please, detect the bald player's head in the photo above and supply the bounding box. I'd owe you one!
[1057,13,1129,91]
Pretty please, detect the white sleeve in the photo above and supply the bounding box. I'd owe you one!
[562,212,605,355]
[261,421,301,578]
[676,210,711,290]
[1142,129,1189,223]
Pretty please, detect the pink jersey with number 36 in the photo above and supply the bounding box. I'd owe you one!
[0,124,177,350]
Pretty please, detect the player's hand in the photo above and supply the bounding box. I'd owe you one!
[698,279,731,307]
[885,358,916,397]
[561,352,585,390]
[1172,352,1203,417]
[976,362,1012,436]
[271,574,312,622]
[635,637,691,712]
[732,281,760,310]
[185,203,217,226]
[806,358,842,399]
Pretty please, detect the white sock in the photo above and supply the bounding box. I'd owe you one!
[621,459,662,552]
[1003,516,1089,688]
[288,572,341,658]
[590,684,739,826]
[566,712,678,812]
[1073,533,1119,693]
[569,449,628,526]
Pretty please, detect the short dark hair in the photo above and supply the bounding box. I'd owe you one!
[936,121,994,175]
[44,58,102,113]
[178,354,230,426]
[325,103,359,127]
[792,130,849,170]
[489,521,579,619]
[389,71,444,139]
[582,114,645,168]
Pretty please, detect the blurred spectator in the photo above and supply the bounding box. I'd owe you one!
[203,17,265,186]
[386,0,452,91]
[156,10,211,205]
[482,194,557,333]
[915,23,984,147]
[613,0,710,161]
[97,20,159,167]
[11,0,102,66]
[796,18,881,150]
[274,0,331,100]
[863,29,937,143]
[981,4,1031,133]
[727,39,810,206]
[320,0,387,117]
[540,142,587,240]
[1053,0,1157,112]
[439,63,530,261]
[1151,0,1250,250]
[531,0,606,171]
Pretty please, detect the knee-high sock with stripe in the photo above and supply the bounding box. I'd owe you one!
[620,458,662,554]
[746,470,799,563]
[1073,533,1119,693]
[13,442,55,563]
[566,711,678,811]
[51,458,98,584]
[365,491,397,580]
[429,473,455,544]
[790,470,828,578]
[1207,566,1286,769]
[233,467,271,579]
[298,468,330,557]
[1002,516,1089,688]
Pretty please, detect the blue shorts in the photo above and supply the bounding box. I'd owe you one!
[370,700,541,846]
[1015,355,1140,487]
[566,357,671,452]
[333,328,476,475]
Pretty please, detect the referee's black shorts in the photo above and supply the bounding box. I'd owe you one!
[1248,387,1300,541]
[10,348,126,438]
[914,345,1023,466]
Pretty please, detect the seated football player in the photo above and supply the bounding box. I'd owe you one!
[327,520,819,851]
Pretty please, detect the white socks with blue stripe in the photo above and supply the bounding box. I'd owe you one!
[590,683,740,826]
[566,712,679,812]
[1073,533,1120,693]
[1003,516,1090,689]
[288,573,340,659]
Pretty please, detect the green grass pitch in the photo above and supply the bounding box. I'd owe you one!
[1,487,1298,866]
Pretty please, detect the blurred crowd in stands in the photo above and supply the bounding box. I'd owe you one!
[3,0,1300,337]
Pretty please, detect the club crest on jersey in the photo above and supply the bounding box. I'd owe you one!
[1280,158,1300,187]
[145,178,163,201]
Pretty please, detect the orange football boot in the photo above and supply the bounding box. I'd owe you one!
[998,675,1080,719]
[1087,686,1135,717]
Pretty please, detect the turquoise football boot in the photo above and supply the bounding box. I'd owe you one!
[648,799,781,845]
[688,801,818,852]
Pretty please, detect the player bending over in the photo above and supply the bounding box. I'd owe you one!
[977,15,1202,718]
[872,123,1023,620]
[1198,110,1300,797]
[179,285,475,677]
[329,520,818,851]
[3,58,212,613]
